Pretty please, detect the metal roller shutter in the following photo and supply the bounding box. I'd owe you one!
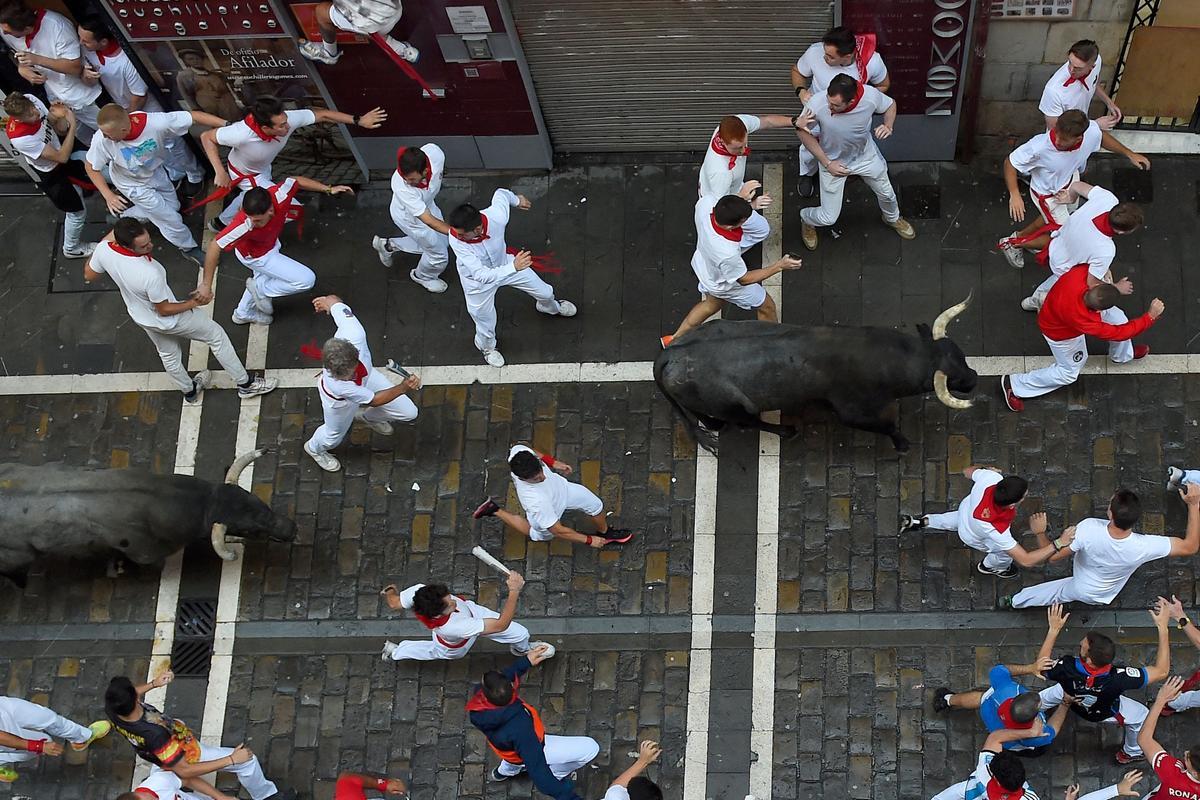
[509,0,833,152]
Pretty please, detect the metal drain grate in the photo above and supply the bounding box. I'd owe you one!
[170,598,217,678]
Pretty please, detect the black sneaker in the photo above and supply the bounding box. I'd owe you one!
[977,561,1019,579]
[473,497,501,519]
[932,687,952,712]
[209,217,225,233]
[798,174,816,198]
[602,528,634,544]
[489,766,516,782]
[898,514,926,533]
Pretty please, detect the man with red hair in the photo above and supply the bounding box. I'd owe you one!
[372,142,450,294]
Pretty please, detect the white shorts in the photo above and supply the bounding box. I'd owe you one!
[528,483,604,541]
[697,280,767,311]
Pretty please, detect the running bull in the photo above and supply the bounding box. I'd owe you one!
[0,449,295,586]
[654,295,977,454]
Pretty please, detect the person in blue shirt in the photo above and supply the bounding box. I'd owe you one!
[934,660,1069,756]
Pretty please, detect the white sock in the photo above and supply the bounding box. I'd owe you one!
[321,40,337,56]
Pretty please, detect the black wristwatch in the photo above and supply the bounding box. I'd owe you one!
[794,86,805,98]
[352,114,361,126]
[1179,617,1192,629]
[791,114,800,128]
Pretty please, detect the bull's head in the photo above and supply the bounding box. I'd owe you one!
[210,449,297,561]
[925,293,978,410]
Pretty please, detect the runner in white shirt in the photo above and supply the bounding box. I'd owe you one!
[930,731,1043,800]
[661,194,802,347]
[599,740,662,800]
[0,3,102,142]
[82,218,277,403]
[208,176,352,326]
[900,466,1071,579]
[85,104,227,262]
[1,92,96,258]
[379,572,551,662]
[446,189,576,368]
[200,95,386,227]
[1039,39,1122,130]
[0,695,111,784]
[790,25,890,197]
[371,143,450,294]
[298,0,419,65]
[76,15,203,190]
[998,110,1148,267]
[797,74,915,250]
[117,765,220,800]
[1006,484,1200,609]
[1020,181,1144,314]
[303,295,421,473]
[472,444,635,549]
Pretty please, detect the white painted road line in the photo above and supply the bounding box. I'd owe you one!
[684,449,717,800]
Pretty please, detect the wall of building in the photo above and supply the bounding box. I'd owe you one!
[976,0,1135,155]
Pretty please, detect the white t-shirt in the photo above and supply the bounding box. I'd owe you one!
[698,113,760,199]
[449,188,519,294]
[795,42,888,93]
[134,766,192,799]
[215,109,317,176]
[83,46,162,112]
[85,110,193,186]
[509,444,571,532]
[1047,186,1119,278]
[690,195,746,296]
[5,94,60,173]
[954,470,1019,553]
[804,86,893,165]
[390,143,445,224]
[1069,517,1173,604]
[1007,121,1102,196]
[317,302,376,408]
[397,583,487,643]
[87,241,179,331]
[964,751,1041,800]
[1039,55,1103,119]
[602,786,631,800]
[1,10,100,109]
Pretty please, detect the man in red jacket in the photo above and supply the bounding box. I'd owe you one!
[1001,265,1163,411]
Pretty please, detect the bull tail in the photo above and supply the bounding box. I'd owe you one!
[654,357,719,456]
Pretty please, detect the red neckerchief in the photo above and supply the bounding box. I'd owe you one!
[451,214,489,244]
[986,779,1025,800]
[4,114,42,139]
[834,82,866,114]
[108,240,151,260]
[415,609,451,628]
[243,113,277,142]
[972,486,1016,533]
[299,341,368,385]
[995,697,1034,730]
[1049,127,1082,152]
[1076,657,1111,689]
[854,33,877,84]
[710,134,746,170]
[710,212,744,243]
[133,790,158,799]
[396,147,431,189]
[122,112,148,141]
[351,362,368,385]
[23,8,45,48]
[95,39,122,65]
[465,676,522,712]
[1093,212,1115,237]
[1063,67,1091,91]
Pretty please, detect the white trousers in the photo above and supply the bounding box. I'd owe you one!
[1030,173,1078,226]
[799,149,899,228]
[1011,575,1121,608]
[235,244,315,317]
[390,620,530,661]
[496,734,600,778]
[526,483,605,541]
[142,311,249,394]
[197,743,277,800]
[387,202,449,280]
[305,369,418,454]
[0,697,92,764]
[798,138,820,177]
[465,269,561,353]
[162,136,204,184]
[1168,688,1200,712]
[925,505,1013,571]
[116,168,197,250]
[1038,683,1147,756]
[1027,278,1134,367]
[219,167,273,226]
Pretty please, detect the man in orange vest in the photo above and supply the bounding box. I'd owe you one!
[467,647,599,799]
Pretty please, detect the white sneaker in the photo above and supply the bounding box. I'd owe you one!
[232,308,273,325]
[62,242,97,259]
[304,441,341,472]
[372,235,394,267]
[355,409,394,436]
[237,375,278,399]
[483,349,505,368]
[556,300,577,317]
[999,234,1026,269]
[381,640,398,660]
[1019,296,1040,312]
[409,269,447,294]
[1168,467,1185,491]
[519,641,556,660]
[387,38,420,63]
[299,40,342,64]
[183,370,212,406]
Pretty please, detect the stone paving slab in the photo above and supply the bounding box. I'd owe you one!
[0,392,181,626]
[235,381,696,623]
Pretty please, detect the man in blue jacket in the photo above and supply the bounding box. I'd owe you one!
[467,645,599,799]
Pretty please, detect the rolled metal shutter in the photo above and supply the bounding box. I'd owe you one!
[509,0,834,152]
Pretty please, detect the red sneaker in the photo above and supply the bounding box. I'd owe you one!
[1178,667,1200,693]
[1114,750,1144,765]
[473,497,501,519]
[1133,344,1150,360]
[659,335,673,349]
[601,528,635,544]
[1000,375,1024,412]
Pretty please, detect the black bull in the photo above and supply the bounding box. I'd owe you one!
[0,449,295,586]
[654,297,978,454]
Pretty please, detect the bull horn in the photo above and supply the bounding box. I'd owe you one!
[933,370,973,410]
[224,448,268,485]
[931,291,973,340]
[210,522,238,562]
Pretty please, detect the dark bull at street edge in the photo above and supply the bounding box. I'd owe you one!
[0,449,296,586]
[654,294,978,454]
